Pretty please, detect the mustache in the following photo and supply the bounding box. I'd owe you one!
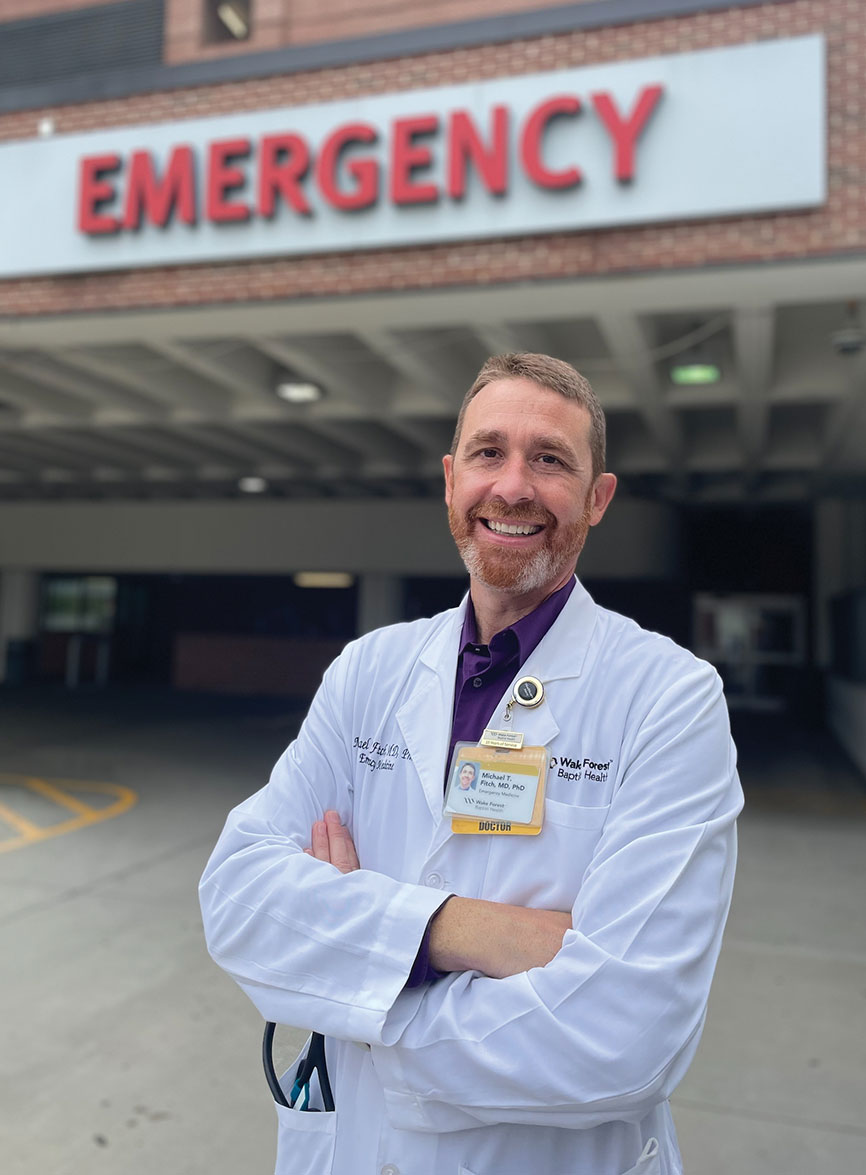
[467,501,556,528]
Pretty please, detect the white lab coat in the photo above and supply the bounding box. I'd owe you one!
[200,580,742,1175]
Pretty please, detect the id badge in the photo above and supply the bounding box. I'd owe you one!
[444,741,547,835]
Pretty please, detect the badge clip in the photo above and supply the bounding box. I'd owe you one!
[513,676,544,707]
[502,676,545,724]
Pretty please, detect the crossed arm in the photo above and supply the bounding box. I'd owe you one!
[307,810,572,980]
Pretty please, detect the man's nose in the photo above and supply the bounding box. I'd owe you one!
[491,455,535,504]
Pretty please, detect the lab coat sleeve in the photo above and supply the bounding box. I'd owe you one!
[198,650,449,1044]
[369,660,743,1132]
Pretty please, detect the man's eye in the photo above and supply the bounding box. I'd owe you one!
[480,449,499,459]
[538,454,562,465]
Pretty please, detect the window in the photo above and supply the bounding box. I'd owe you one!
[41,577,117,635]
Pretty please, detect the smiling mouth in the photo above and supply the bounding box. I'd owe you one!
[481,519,544,536]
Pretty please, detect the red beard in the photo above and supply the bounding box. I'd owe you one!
[448,493,593,593]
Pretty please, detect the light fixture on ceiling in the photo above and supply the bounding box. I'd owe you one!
[668,320,723,386]
[831,301,865,356]
[238,475,268,493]
[216,2,249,40]
[275,377,324,403]
[293,572,355,589]
[669,361,721,386]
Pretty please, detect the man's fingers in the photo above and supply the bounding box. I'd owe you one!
[310,819,331,862]
[325,810,360,874]
[308,812,360,872]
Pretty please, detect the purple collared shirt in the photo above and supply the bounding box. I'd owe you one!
[448,575,577,773]
[406,576,577,988]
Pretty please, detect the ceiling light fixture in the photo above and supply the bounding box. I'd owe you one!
[669,362,721,386]
[274,383,321,406]
[293,572,355,589]
[275,379,324,403]
[669,320,723,386]
[216,2,249,39]
[238,476,268,493]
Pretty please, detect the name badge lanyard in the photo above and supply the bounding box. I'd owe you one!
[445,676,549,836]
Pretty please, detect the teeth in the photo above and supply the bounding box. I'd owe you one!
[486,520,542,535]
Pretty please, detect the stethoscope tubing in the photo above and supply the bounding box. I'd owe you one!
[263,1022,335,1113]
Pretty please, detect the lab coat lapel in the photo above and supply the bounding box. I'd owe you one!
[492,579,599,749]
[521,578,598,684]
[397,602,466,823]
[503,694,561,749]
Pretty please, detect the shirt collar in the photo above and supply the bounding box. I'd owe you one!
[459,576,578,664]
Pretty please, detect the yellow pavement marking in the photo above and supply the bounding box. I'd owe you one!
[0,800,42,838]
[25,775,96,817]
[0,773,138,854]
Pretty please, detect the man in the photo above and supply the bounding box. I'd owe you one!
[200,353,742,1175]
[457,762,477,790]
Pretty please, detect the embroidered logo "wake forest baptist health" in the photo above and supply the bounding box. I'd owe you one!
[551,756,613,784]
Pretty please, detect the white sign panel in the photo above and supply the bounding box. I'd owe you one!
[0,35,824,278]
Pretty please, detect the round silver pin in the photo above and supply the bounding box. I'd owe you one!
[512,676,544,708]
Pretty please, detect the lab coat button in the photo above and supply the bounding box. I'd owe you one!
[381,1166,400,1175]
[425,872,443,887]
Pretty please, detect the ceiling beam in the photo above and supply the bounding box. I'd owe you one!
[145,340,265,404]
[43,427,171,470]
[817,353,866,473]
[733,307,774,478]
[382,416,454,459]
[304,419,393,464]
[229,419,362,468]
[0,430,119,473]
[472,321,552,358]
[0,352,160,417]
[595,312,683,469]
[54,348,233,415]
[355,328,457,404]
[182,425,312,470]
[0,362,94,419]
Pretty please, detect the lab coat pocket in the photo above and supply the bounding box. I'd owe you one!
[543,797,610,830]
[274,1101,336,1175]
[273,1051,337,1175]
[487,798,610,906]
[620,1136,661,1175]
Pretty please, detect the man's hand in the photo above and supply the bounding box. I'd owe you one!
[305,810,360,874]
[305,813,572,978]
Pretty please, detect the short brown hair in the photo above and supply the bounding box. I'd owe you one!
[450,353,607,479]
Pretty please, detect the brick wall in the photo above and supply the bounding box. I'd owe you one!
[1,0,862,317]
[163,0,598,64]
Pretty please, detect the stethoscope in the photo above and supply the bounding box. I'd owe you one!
[263,1024,335,1113]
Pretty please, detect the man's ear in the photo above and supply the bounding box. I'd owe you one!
[589,473,617,526]
[442,454,453,507]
